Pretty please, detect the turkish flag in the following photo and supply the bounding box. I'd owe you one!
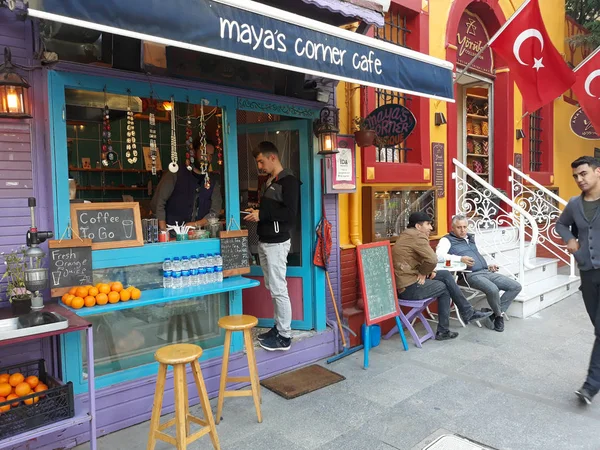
[489,0,575,112]
[572,48,600,133]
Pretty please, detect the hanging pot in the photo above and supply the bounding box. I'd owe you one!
[354,129,376,147]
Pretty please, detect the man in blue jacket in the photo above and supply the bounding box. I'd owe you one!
[557,156,600,405]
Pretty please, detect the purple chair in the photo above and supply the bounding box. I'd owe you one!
[383,297,436,348]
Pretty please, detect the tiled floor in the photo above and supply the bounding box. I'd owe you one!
[78,292,600,450]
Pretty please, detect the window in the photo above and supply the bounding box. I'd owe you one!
[528,108,543,172]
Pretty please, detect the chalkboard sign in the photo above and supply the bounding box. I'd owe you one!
[70,202,144,250]
[48,239,93,297]
[219,230,250,277]
[356,241,400,325]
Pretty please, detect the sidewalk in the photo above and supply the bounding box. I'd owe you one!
[80,292,600,450]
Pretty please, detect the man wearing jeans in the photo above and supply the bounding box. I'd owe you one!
[392,212,492,341]
[556,156,600,405]
[436,214,522,332]
[244,141,301,351]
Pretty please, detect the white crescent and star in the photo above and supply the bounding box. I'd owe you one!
[584,69,600,99]
[513,29,545,71]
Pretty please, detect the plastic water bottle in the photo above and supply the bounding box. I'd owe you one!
[190,254,198,271]
[197,254,206,271]
[214,253,223,270]
[172,257,181,273]
[215,266,223,283]
[181,256,190,271]
[172,270,182,289]
[190,267,199,286]
[163,270,172,288]
[206,253,214,268]
[181,269,191,287]
[198,267,207,285]
[206,266,215,284]
[162,257,172,272]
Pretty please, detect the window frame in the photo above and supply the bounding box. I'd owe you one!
[522,102,554,185]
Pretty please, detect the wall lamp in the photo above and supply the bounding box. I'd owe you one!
[0,47,31,119]
[516,129,526,140]
[434,112,447,126]
[314,106,339,155]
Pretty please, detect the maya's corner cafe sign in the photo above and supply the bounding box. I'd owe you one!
[27,0,454,102]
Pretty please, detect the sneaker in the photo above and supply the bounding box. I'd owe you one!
[436,330,459,341]
[483,313,496,330]
[494,316,505,332]
[259,334,292,351]
[257,325,278,342]
[465,309,493,324]
[575,386,597,405]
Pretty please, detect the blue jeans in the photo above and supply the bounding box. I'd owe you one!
[579,269,600,392]
[399,270,475,333]
[466,270,522,316]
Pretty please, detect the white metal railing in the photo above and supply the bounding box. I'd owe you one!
[509,165,576,278]
[452,159,539,285]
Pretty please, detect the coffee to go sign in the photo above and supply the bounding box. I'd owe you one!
[365,104,417,146]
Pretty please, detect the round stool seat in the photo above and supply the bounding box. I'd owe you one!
[155,343,203,365]
[218,315,258,331]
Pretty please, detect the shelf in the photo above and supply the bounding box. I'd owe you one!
[64,276,260,317]
[466,94,488,100]
[69,167,153,174]
[466,153,489,158]
[467,134,488,139]
[466,114,488,120]
[77,186,147,191]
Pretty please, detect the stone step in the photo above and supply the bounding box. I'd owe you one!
[506,274,580,318]
[479,243,537,266]
[498,257,558,285]
[472,226,519,251]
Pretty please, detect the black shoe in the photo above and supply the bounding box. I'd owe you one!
[483,313,496,330]
[259,334,292,351]
[494,316,505,332]
[257,325,278,342]
[436,330,459,341]
[466,309,493,324]
[575,386,597,405]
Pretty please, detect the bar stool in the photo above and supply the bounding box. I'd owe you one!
[216,315,262,424]
[147,344,220,450]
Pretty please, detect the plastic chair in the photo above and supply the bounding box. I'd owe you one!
[384,297,437,348]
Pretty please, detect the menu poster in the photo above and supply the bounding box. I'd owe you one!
[432,142,445,198]
[324,134,356,194]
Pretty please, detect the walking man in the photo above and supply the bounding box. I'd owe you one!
[557,156,600,405]
[244,141,301,351]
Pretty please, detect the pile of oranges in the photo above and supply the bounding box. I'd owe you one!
[61,282,142,309]
[0,372,48,412]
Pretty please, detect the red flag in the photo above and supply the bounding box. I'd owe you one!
[572,47,600,133]
[489,0,575,112]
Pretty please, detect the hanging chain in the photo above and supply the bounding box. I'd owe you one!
[185,101,194,172]
[168,97,178,173]
[148,95,157,175]
[101,87,111,167]
[216,113,223,166]
[199,103,210,188]
[126,90,138,165]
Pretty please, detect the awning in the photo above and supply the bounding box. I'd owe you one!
[299,0,385,27]
[27,0,455,102]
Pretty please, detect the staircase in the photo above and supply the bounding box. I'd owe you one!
[452,160,579,319]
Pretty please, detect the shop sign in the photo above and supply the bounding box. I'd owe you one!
[365,104,416,147]
[325,135,357,194]
[432,142,445,198]
[570,108,600,140]
[456,10,494,75]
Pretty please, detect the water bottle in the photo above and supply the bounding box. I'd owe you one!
[198,267,207,285]
[197,254,206,271]
[206,266,215,284]
[172,257,181,272]
[206,253,214,268]
[190,267,199,286]
[172,271,182,289]
[181,269,191,287]
[215,266,223,283]
[214,253,223,270]
[181,256,190,271]
[163,270,172,288]
[190,254,198,271]
[162,257,172,272]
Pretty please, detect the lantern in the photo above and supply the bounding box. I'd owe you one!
[314,106,339,156]
[0,47,31,118]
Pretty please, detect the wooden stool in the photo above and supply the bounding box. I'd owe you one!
[216,315,262,424]
[147,344,220,450]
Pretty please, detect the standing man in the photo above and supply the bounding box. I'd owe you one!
[436,214,522,332]
[392,212,492,340]
[244,141,301,351]
[557,156,600,405]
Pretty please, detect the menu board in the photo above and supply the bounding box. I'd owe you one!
[70,202,144,250]
[48,239,93,297]
[219,230,251,277]
[356,241,400,325]
[432,142,445,198]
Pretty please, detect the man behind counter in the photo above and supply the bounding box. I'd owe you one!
[151,138,222,232]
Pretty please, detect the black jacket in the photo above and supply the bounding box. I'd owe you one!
[257,169,301,243]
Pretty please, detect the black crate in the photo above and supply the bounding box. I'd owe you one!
[0,359,74,440]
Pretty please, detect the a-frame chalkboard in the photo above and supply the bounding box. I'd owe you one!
[219,230,251,277]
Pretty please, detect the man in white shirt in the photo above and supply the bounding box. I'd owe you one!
[436,214,522,332]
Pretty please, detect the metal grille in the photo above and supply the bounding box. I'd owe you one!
[529,109,543,172]
[374,11,412,163]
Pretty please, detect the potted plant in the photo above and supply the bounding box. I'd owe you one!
[353,116,377,147]
[1,247,32,315]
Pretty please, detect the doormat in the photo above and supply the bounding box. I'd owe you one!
[423,434,496,450]
[260,364,345,399]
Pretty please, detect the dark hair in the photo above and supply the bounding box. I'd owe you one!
[252,141,279,159]
[571,156,600,170]
[192,137,216,151]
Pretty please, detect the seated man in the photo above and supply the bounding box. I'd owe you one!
[436,214,522,332]
[392,212,492,341]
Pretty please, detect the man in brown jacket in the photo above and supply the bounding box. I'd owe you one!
[392,212,492,340]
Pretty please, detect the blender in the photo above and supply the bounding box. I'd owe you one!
[24,197,53,310]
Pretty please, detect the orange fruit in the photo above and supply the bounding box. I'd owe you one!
[119,290,131,302]
[14,382,31,397]
[9,373,24,387]
[108,291,120,304]
[75,286,89,298]
[0,383,11,397]
[95,292,108,305]
[24,376,39,389]
[71,296,85,309]
[131,288,141,300]
[68,286,78,296]
[98,283,111,294]
[7,393,19,407]
[61,293,71,303]
[110,282,123,293]
[0,396,9,412]
[0,374,8,384]
[88,287,99,297]
[63,294,75,307]
[84,296,96,307]
[34,384,47,399]
[24,395,39,405]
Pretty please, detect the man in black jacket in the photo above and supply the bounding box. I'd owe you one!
[244,141,301,351]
